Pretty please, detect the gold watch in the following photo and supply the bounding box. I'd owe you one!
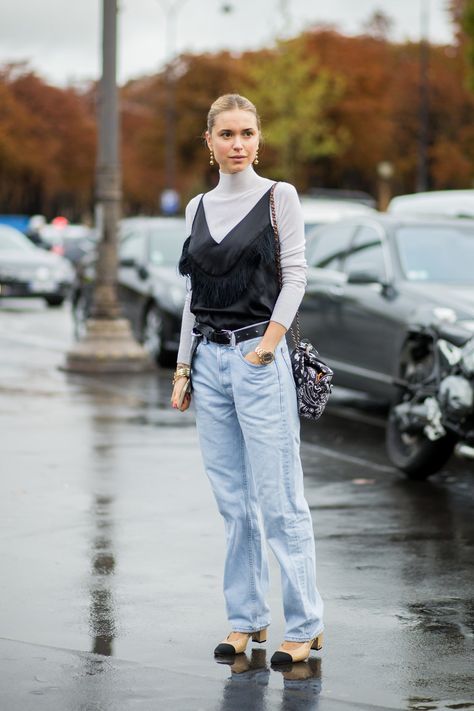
[254,347,275,365]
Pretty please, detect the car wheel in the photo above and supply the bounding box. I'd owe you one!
[386,403,456,480]
[45,295,65,307]
[73,292,90,340]
[142,303,166,365]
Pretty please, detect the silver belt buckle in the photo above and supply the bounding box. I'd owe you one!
[220,329,236,346]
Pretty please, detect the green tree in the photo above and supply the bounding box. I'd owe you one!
[242,39,348,186]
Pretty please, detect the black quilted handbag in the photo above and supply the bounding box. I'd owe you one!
[270,185,334,421]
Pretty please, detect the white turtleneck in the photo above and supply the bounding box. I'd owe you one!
[177,165,306,364]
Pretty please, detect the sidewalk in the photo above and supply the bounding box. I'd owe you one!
[0,306,473,710]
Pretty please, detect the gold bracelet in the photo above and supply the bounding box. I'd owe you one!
[173,368,190,378]
[172,367,190,385]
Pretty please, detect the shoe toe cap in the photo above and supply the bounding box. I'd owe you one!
[270,650,293,664]
[214,642,237,656]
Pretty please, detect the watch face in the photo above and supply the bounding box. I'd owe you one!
[261,351,274,365]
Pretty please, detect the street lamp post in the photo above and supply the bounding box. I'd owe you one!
[93,0,121,321]
[64,0,150,373]
[416,0,430,192]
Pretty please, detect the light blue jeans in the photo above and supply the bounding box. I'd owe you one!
[192,333,324,642]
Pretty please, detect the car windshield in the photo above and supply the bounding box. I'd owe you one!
[148,223,185,265]
[0,226,36,252]
[396,225,474,283]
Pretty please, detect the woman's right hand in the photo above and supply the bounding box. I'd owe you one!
[171,376,191,412]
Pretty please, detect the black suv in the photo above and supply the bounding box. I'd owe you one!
[302,215,474,400]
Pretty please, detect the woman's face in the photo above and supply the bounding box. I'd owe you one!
[206,109,259,174]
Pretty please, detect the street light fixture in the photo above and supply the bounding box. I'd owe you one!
[154,0,234,214]
[154,0,190,214]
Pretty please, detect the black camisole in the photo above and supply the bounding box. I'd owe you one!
[178,187,279,332]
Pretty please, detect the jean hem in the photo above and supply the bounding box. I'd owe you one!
[283,625,324,642]
[232,624,270,633]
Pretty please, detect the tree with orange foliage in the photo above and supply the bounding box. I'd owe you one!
[0,63,95,219]
[1,22,473,218]
[121,51,244,214]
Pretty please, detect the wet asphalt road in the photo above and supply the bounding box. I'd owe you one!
[0,299,473,711]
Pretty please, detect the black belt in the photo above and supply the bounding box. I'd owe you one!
[193,321,269,345]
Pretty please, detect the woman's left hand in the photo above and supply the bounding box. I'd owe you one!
[244,323,283,366]
[245,350,268,366]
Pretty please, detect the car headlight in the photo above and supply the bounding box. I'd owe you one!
[432,307,457,323]
[35,267,51,280]
[431,307,474,334]
[53,263,74,281]
[457,320,474,333]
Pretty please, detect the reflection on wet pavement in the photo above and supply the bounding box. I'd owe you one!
[407,700,474,711]
[215,650,323,711]
[1,302,473,710]
[89,494,116,657]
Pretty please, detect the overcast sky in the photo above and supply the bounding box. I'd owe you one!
[0,0,454,86]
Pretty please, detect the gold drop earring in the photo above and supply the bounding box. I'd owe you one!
[209,148,215,166]
[254,148,259,166]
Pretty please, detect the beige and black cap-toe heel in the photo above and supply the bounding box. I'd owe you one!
[270,633,323,665]
[214,629,267,656]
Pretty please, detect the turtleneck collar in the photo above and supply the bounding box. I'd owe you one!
[216,164,260,194]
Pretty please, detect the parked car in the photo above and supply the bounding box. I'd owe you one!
[0,224,74,306]
[388,189,474,219]
[72,217,187,365]
[302,215,474,474]
[38,223,98,265]
[304,187,376,208]
[300,196,377,233]
[0,214,30,232]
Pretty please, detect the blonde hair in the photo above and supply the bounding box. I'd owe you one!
[207,94,261,135]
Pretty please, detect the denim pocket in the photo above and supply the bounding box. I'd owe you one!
[280,342,295,380]
[236,337,269,370]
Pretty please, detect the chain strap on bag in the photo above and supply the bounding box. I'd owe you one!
[269,183,334,420]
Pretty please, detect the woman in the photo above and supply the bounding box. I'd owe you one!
[171,94,324,665]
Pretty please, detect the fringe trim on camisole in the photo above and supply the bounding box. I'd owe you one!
[178,223,275,309]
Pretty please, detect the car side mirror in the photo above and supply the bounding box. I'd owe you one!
[347,268,397,299]
[119,256,136,268]
[347,268,382,285]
